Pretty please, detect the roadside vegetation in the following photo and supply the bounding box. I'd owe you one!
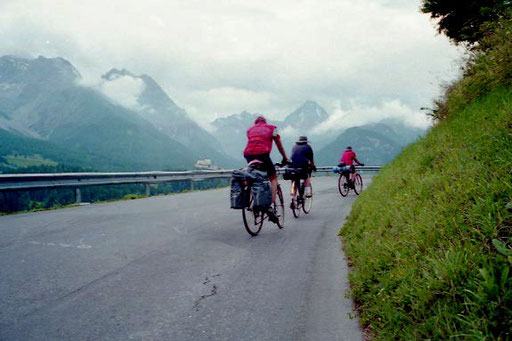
[341,3,512,339]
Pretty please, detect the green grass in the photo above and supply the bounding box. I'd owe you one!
[4,154,57,167]
[341,88,512,339]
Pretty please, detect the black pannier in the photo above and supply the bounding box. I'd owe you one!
[250,169,272,212]
[283,167,308,180]
[230,169,250,209]
[230,168,271,211]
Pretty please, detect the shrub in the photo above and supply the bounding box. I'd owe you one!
[430,17,512,120]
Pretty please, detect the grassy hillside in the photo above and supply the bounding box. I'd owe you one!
[341,89,512,339]
[340,20,512,339]
[42,87,197,171]
[0,128,97,171]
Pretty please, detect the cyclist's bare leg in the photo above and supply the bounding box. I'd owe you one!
[290,180,297,196]
[304,176,312,196]
[270,173,278,204]
[350,169,356,182]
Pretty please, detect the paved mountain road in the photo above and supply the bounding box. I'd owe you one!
[0,176,370,341]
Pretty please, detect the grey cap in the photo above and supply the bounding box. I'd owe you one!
[297,136,308,144]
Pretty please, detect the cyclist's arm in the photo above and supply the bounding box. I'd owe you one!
[273,134,288,162]
[354,157,363,165]
[307,146,315,168]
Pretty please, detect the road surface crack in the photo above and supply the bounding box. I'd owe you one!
[194,275,220,311]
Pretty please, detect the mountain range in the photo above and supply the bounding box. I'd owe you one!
[315,121,424,166]
[211,101,425,165]
[0,54,426,172]
[0,55,234,171]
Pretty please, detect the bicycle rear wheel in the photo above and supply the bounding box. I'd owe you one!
[275,185,285,228]
[291,196,300,218]
[338,174,349,197]
[353,173,363,195]
[291,180,301,218]
[242,193,264,236]
[302,183,313,214]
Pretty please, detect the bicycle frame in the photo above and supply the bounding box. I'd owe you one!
[338,167,363,197]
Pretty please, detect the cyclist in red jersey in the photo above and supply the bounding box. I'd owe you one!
[244,116,288,207]
[340,146,364,186]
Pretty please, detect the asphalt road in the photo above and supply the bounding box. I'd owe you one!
[0,175,371,341]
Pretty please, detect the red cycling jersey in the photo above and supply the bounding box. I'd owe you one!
[244,122,277,156]
[341,150,357,166]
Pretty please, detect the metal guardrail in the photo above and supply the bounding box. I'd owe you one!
[0,166,381,203]
[316,166,382,172]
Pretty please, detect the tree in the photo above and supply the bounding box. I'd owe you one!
[421,0,511,44]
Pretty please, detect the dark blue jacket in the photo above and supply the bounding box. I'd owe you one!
[289,143,314,168]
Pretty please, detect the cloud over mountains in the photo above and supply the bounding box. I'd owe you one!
[99,74,147,111]
[314,99,430,135]
[0,0,461,127]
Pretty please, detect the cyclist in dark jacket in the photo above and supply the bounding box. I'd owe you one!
[288,136,316,198]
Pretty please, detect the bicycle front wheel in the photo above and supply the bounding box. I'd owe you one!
[338,175,349,197]
[242,194,264,236]
[303,183,313,214]
[353,174,363,195]
[275,185,285,228]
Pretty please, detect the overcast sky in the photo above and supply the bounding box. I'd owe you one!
[0,0,461,128]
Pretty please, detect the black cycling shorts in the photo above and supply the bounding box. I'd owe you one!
[244,154,276,178]
[341,165,355,178]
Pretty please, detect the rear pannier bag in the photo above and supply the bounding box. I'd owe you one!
[250,169,272,212]
[283,168,308,180]
[230,169,250,209]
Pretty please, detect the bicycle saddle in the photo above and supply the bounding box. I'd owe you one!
[248,159,265,171]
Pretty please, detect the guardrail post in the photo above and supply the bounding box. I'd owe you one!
[144,184,151,197]
[75,188,81,204]
[190,179,195,191]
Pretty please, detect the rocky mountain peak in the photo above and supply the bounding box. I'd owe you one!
[284,100,329,130]
[102,68,135,81]
[0,55,81,85]
[102,68,180,112]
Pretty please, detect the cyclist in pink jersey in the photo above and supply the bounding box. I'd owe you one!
[244,116,288,207]
[340,146,364,187]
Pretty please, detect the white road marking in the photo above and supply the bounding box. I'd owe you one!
[28,240,92,249]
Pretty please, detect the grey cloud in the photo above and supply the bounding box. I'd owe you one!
[0,0,461,124]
